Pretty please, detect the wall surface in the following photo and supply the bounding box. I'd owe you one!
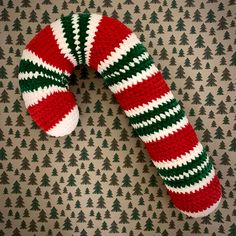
[0,0,235,235]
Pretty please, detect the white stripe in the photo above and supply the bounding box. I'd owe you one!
[97,32,141,73]
[71,13,82,64]
[159,156,210,181]
[46,105,79,137]
[109,63,159,94]
[19,71,42,80]
[165,166,215,194]
[106,52,150,78]
[153,142,203,170]
[18,71,68,84]
[139,115,189,143]
[21,49,70,76]
[125,91,174,117]
[85,14,103,66]
[50,19,77,67]
[22,85,68,108]
[179,197,221,218]
[132,104,181,129]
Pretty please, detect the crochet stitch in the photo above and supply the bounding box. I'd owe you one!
[18,13,222,218]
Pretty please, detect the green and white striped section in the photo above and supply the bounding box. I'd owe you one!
[97,32,141,74]
[50,17,77,67]
[154,142,215,194]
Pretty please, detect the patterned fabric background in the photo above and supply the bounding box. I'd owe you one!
[0,0,235,235]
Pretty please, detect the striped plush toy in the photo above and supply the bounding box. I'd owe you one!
[18,13,222,218]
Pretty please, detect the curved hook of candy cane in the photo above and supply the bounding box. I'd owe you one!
[18,13,222,218]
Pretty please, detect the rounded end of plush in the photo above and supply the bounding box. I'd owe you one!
[46,106,79,137]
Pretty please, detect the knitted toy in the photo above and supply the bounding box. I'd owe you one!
[18,13,222,218]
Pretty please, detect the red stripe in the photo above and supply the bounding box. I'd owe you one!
[89,15,132,70]
[167,175,222,213]
[26,25,74,74]
[145,122,199,162]
[27,91,77,132]
[114,71,170,111]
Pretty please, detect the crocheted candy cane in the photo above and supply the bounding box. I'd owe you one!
[18,13,222,217]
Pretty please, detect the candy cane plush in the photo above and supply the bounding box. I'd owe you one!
[18,13,222,218]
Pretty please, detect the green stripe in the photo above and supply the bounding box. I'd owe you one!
[79,13,90,65]
[19,60,68,93]
[129,98,179,125]
[19,59,67,79]
[103,57,154,87]
[100,43,148,78]
[61,15,79,65]
[19,75,68,93]
[133,108,186,137]
[157,148,208,177]
[163,161,213,188]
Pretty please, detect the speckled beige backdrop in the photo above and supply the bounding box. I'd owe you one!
[0,0,235,235]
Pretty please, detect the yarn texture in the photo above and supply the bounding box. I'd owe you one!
[18,13,222,218]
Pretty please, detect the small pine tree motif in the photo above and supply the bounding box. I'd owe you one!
[41,174,50,186]
[109,221,119,233]
[49,207,59,219]
[112,198,122,212]
[81,171,91,185]
[51,182,61,195]
[80,147,89,160]
[38,209,48,222]
[0,171,9,184]
[131,207,140,220]
[77,210,86,223]
[42,155,51,167]
[63,217,73,230]
[123,155,133,168]
[97,196,106,208]
[21,157,30,170]
[94,146,103,159]
[133,182,142,195]
[0,90,10,103]
[102,0,112,7]
[230,52,236,66]
[31,198,40,211]
[67,174,76,186]
[15,195,25,208]
[109,173,119,185]
[164,8,173,21]
[150,11,158,23]
[94,100,103,112]
[0,9,10,21]
[123,11,132,24]
[191,221,201,233]
[176,18,186,31]
[102,157,112,170]
[63,136,73,148]
[217,16,228,30]
[12,18,22,31]
[41,10,50,24]
[93,181,103,194]
[28,220,38,232]
[228,223,236,236]
[145,218,154,231]
[29,10,37,22]
[229,138,236,152]
[119,210,129,224]
[206,9,216,23]
[134,19,143,32]
[28,173,37,185]
[122,174,132,187]
[0,66,7,79]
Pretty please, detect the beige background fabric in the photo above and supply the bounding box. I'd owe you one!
[0,0,235,235]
